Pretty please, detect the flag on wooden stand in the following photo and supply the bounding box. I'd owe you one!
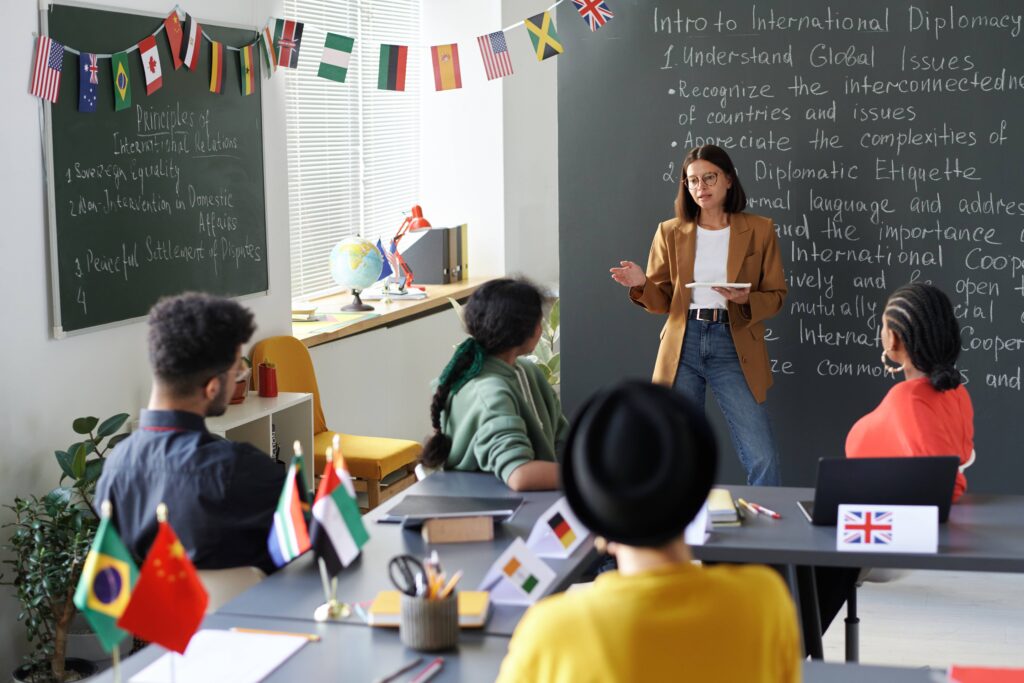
[78,52,99,112]
[138,36,163,95]
[378,44,407,91]
[116,513,208,654]
[73,512,138,652]
[209,41,224,93]
[239,44,256,96]
[431,43,462,91]
[318,33,354,83]
[30,36,64,103]
[111,51,131,110]
[477,31,513,81]
[164,10,184,69]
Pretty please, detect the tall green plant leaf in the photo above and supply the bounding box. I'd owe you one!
[96,413,130,438]
[72,417,98,435]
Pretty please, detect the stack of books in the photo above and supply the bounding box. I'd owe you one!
[707,488,741,526]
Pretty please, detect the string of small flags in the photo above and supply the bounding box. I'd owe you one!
[30,0,615,110]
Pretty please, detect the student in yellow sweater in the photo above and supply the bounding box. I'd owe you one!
[496,381,801,682]
[421,278,568,491]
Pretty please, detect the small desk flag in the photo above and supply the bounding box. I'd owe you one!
[310,451,369,576]
[267,454,311,567]
[73,515,138,652]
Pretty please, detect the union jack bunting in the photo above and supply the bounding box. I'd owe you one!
[573,0,615,32]
[842,510,893,545]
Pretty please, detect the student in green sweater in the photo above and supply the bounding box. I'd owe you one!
[422,278,568,491]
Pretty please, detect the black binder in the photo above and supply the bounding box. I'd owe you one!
[402,228,454,284]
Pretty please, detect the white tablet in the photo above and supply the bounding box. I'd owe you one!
[684,282,752,289]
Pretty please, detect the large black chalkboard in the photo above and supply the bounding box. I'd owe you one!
[46,4,268,334]
[558,1,1024,493]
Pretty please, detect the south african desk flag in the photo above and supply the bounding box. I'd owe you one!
[73,511,138,652]
[268,453,311,567]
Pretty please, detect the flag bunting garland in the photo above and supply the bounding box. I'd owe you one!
[29,0,613,110]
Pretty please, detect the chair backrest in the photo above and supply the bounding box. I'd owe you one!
[250,335,327,434]
[197,566,266,614]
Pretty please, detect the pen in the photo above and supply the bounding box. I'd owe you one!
[749,501,782,519]
[229,627,321,642]
[373,656,423,683]
[736,498,760,518]
[410,657,444,683]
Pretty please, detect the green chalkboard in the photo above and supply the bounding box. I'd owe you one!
[46,4,268,334]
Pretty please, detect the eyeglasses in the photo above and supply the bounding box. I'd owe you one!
[685,172,720,190]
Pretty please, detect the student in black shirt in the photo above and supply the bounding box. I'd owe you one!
[96,293,285,574]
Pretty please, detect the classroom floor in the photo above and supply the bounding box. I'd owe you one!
[821,570,1024,668]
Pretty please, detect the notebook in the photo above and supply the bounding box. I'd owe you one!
[379,495,524,526]
[367,590,490,628]
[707,488,740,526]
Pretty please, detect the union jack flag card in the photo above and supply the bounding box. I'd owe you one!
[837,505,938,554]
[573,0,615,32]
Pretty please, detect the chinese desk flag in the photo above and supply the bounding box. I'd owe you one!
[117,508,208,653]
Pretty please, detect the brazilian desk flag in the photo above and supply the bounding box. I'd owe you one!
[73,510,138,652]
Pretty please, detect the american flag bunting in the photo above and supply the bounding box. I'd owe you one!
[31,36,64,103]
[477,31,513,81]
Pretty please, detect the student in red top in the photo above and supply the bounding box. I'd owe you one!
[845,281,975,500]
[816,282,975,634]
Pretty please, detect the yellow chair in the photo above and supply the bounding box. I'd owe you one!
[250,336,421,510]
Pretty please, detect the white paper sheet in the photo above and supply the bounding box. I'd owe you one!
[130,629,309,683]
[478,538,556,606]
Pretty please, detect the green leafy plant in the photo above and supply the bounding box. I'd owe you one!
[2,413,129,682]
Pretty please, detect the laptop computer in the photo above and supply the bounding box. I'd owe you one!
[798,456,959,525]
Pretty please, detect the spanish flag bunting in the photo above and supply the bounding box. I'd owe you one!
[431,43,462,92]
[210,40,224,93]
[524,11,564,61]
[239,43,256,96]
[73,507,138,653]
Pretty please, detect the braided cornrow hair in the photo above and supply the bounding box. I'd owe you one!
[883,282,962,391]
[421,278,544,468]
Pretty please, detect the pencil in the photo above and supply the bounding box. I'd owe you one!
[438,570,463,599]
[410,657,444,683]
[373,656,423,683]
[229,627,321,642]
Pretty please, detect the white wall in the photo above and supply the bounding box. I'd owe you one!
[0,0,290,672]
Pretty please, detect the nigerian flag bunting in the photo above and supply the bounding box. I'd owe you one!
[73,512,138,652]
[310,451,369,576]
[318,33,354,83]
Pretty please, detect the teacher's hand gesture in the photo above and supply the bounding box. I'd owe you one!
[610,261,646,289]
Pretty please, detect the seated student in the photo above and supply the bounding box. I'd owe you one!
[496,381,801,682]
[96,293,285,575]
[421,278,568,491]
[816,282,975,632]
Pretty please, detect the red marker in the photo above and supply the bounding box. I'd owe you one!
[410,657,444,683]
[750,502,781,519]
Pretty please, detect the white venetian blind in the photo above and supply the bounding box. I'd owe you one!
[285,0,421,299]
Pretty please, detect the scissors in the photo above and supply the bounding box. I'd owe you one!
[388,554,426,597]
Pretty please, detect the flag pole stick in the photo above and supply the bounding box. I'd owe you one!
[111,645,121,683]
[317,557,332,604]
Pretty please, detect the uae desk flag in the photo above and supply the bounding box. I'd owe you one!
[73,503,138,652]
[138,36,163,95]
[274,18,304,69]
[78,52,99,113]
[524,11,563,61]
[111,51,132,111]
[267,445,311,567]
[240,43,256,96]
[318,33,354,83]
[430,43,462,91]
[209,40,224,93]
[378,44,407,91]
[117,506,208,654]
[164,10,184,69]
[310,446,369,576]
[180,13,202,71]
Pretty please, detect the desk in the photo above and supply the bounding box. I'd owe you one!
[693,486,1024,661]
[85,615,941,682]
[217,472,596,636]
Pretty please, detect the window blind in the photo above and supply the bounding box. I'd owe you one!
[284,0,421,299]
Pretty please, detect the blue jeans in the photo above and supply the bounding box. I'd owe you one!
[673,318,782,486]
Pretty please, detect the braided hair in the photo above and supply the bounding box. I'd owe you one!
[883,282,962,391]
[421,278,544,468]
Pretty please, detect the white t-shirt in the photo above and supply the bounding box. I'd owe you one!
[690,226,731,309]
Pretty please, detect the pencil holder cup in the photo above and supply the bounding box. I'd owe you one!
[257,364,278,397]
[399,593,458,651]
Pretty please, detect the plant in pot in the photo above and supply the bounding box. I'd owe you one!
[1,413,129,683]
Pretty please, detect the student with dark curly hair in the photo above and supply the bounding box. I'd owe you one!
[96,293,285,574]
[422,278,568,491]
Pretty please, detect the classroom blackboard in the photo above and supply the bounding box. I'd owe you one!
[558,1,1024,493]
[46,4,268,335]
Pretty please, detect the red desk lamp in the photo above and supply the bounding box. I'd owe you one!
[390,205,431,289]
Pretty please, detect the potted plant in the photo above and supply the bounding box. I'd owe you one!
[2,413,129,683]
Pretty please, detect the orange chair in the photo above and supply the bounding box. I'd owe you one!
[250,336,421,510]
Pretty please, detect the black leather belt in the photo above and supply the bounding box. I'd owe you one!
[688,308,729,323]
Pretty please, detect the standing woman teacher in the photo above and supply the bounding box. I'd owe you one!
[610,144,788,485]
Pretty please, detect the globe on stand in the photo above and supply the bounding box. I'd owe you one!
[329,237,385,311]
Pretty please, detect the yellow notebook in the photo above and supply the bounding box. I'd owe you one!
[707,488,740,525]
[367,590,490,628]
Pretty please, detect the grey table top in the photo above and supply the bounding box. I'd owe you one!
[84,614,944,682]
[692,486,1024,572]
[217,471,596,636]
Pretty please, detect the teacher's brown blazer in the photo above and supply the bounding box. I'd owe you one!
[629,212,787,403]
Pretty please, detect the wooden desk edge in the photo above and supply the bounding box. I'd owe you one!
[296,279,489,348]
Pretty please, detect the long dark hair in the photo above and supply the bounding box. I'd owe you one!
[675,144,747,222]
[884,283,963,391]
[421,278,544,468]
